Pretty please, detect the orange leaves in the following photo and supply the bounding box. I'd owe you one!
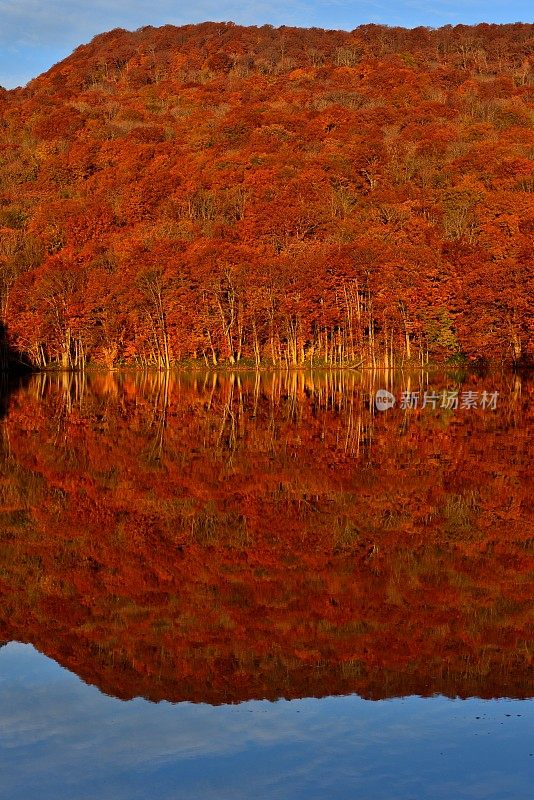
[0,373,532,701]
[0,22,533,367]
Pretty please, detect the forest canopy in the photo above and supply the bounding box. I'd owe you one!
[0,22,533,369]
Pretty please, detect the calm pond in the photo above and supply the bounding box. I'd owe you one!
[0,370,532,799]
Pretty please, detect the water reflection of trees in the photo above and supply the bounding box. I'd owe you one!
[0,369,531,704]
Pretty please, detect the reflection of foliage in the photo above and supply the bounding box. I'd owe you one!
[191,505,250,549]
[333,523,361,552]
[442,490,480,536]
[0,372,532,702]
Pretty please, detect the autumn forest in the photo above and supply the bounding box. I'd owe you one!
[0,22,533,371]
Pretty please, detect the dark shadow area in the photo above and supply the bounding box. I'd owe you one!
[0,374,29,419]
[0,323,32,417]
[514,354,534,373]
[0,321,34,374]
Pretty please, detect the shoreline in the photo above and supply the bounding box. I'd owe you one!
[4,361,531,377]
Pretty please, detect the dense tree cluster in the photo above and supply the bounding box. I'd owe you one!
[0,22,533,369]
[0,372,531,701]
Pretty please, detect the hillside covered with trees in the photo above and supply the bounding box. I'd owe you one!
[0,22,533,369]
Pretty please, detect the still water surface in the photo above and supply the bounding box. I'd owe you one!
[0,370,532,798]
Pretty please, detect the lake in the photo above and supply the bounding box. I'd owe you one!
[0,369,532,799]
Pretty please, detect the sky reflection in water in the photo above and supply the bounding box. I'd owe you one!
[0,372,532,798]
[0,643,532,800]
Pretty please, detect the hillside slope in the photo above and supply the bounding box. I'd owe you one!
[0,22,533,368]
